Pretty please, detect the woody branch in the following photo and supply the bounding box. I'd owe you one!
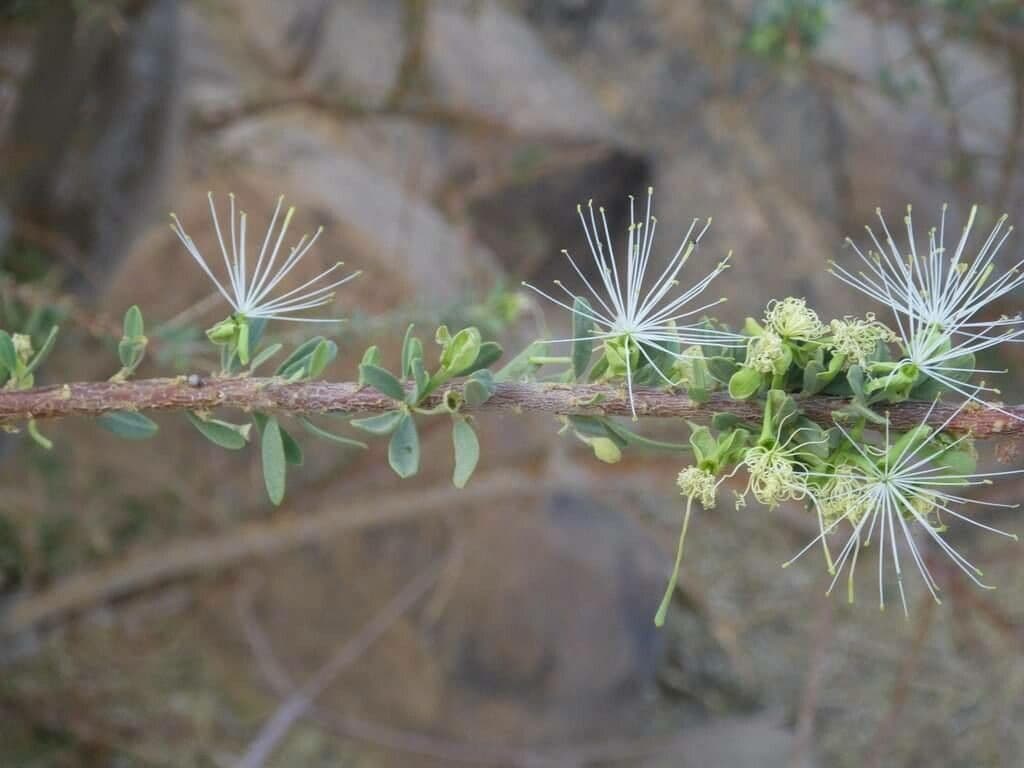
[2,377,1023,438]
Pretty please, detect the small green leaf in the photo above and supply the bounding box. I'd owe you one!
[98,411,159,440]
[237,319,251,365]
[410,357,429,404]
[123,305,144,339]
[388,413,420,478]
[27,419,53,451]
[572,297,594,379]
[401,325,420,378]
[728,366,762,400]
[451,341,502,378]
[350,410,405,435]
[706,356,738,383]
[187,412,250,450]
[441,327,482,375]
[299,417,368,449]
[305,339,336,379]
[280,427,303,465]
[452,417,480,488]
[249,343,283,372]
[589,436,622,464]
[24,325,59,376]
[361,345,382,371]
[261,416,287,505]
[0,331,18,374]
[118,338,146,370]
[463,369,496,407]
[276,337,324,376]
[688,424,717,465]
[360,364,406,401]
[847,365,865,398]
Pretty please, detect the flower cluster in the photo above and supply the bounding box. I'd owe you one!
[161,192,1022,625]
[524,199,1023,623]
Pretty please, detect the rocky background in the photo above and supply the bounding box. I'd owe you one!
[1,1,1024,766]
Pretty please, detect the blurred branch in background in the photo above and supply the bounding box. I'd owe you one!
[0,0,180,291]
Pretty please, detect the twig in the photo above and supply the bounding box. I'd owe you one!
[3,377,1024,437]
[790,590,833,768]
[866,590,937,768]
[235,556,447,768]
[0,470,538,636]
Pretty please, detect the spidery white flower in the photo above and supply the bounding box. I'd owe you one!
[832,205,1023,417]
[785,398,1022,616]
[170,193,360,324]
[523,188,742,417]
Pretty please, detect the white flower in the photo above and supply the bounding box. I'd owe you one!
[523,188,742,415]
[170,193,360,323]
[785,398,1021,615]
[832,205,1023,416]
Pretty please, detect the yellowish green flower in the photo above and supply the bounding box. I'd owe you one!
[746,330,785,374]
[828,313,896,368]
[676,465,718,509]
[764,297,825,340]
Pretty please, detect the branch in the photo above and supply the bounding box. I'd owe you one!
[2,376,1023,438]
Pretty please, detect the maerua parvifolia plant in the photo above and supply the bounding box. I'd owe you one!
[2,190,1023,626]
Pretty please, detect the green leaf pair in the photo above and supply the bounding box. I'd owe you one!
[113,305,148,381]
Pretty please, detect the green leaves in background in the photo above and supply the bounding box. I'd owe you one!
[276,336,337,380]
[572,297,594,379]
[0,331,16,376]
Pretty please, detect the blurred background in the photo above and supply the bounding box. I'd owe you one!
[2,1,1024,766]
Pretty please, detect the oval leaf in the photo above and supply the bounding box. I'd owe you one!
[360,364,406,401]
[305,339,336,379]
[122,305,144,339]
[451,418,480,488]
[442,327,482,375]
[350,410,404,436]
[299,417,368,449]
[187,412,249,450]
[280,426,303,466]
[261,417,287,505]
[388,413,420,479]
[98,411,159,440]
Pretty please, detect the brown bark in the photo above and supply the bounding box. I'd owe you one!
[2,376,1022,438]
